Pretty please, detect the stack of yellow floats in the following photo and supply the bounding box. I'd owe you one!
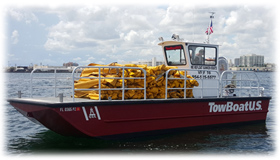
[74,63,199,100]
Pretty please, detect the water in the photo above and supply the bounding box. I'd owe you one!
[4,72,276,154]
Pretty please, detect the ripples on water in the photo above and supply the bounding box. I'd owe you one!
[4,72,276,154]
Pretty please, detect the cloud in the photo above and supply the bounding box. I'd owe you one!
[6,4,276,66]
[73,57,81,61]
[124,30,139,42]
[11,30,19,44]
[7,53,15,57]
[43,6,122,50]
[42,5,166,65]
[225,11,237,26]
[8,8,38,24]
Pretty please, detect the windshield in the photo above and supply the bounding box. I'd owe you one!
[164,45,186,66]
[188,45,216,65]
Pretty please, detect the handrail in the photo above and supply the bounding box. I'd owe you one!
[30,68,72,98]
[28,67,265,101]
[220,71,262,97]
[71,66,147,101]
[165,69,220,99]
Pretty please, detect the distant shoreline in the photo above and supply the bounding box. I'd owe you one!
[4,70,74,73]
[3,69,274,73]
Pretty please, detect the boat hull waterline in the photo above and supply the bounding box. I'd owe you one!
[8,97,270,138]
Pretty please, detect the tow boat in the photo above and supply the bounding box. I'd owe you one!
[7,10,271,139]
[7,37,271,138]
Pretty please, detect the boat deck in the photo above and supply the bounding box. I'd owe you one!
[8,96,271,108]
[10,97,94,103]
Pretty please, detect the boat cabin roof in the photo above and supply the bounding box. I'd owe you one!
[158,41,219,48]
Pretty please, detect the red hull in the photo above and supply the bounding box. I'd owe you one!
[9,97,270,138]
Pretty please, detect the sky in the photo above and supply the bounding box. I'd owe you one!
[2,0,278,67]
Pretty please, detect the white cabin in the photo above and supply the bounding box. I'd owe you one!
[158,40,228,98]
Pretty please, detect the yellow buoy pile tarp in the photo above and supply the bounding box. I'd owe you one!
[74,63,199,100]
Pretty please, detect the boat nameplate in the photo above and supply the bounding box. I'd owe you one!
[208,100,263,113]
[59,107,81,112]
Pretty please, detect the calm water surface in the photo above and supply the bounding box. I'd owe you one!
[4,72,276,154]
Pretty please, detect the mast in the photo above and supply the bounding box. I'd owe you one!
[206,12,215,44]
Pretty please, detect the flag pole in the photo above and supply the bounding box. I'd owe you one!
[206,20,210,43]
[206,12,215,44]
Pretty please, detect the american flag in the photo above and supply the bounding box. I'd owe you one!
[205,20,213,35]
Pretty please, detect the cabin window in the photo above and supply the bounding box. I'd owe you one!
[188,45,216,65]
[164,45,186,66]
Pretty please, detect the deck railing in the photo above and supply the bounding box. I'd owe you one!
[71,66,146,102]
[28,67,265,101]
[165,69,220,99]
[30,68,72,98]
[220,71,264,97]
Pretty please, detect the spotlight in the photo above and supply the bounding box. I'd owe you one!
[158,37,164,42]
[171,34,180,41]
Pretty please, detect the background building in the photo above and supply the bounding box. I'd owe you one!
[239,54,264,67]
[63,62,79,67]
[228,59,233,67]
[123,57,165,66]
[234,58,240,67]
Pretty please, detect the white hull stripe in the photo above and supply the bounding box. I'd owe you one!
[82,107,89,121]
[94,106,101,120]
